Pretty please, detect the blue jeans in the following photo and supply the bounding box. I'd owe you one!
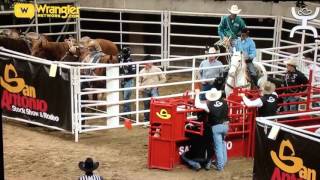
[283,96,300,112]
[122,79,133,114]
[181,152,201,169]
[212,123,229,171]
[143,88,159,122]
[247,62,257,77]
[200,83,215,100]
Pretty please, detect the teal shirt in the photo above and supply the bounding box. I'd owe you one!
[218,16,246,39]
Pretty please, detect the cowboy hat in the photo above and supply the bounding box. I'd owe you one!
[156,109,171,119]
[262,81,276,94]
[205,88,222,101]
[285,59,298,67]
[228,5,242,14]
[79,158,99,172]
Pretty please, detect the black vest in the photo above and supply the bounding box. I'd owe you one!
[258,94,278,117]
[207,99,229,126]
[284,70,308,93]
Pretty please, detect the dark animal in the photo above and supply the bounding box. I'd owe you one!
[0,37,31,54]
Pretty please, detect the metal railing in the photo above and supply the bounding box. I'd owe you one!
[168,11,278,61]
[79,7,164,60]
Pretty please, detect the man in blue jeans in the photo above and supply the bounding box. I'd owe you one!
[119,47,136,118]
[139,59,166,122]
[195,88,229,171]
[181,120,214,171]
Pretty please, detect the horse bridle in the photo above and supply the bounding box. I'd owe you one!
[60,41,79,61]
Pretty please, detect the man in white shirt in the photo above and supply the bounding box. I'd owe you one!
[139,59,166,122]
[240,81,278,117]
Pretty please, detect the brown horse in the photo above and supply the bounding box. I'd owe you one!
[61,38,118,64]
[23,32,52,46]
[0,29,20,39]
[31,39,70,60]
[62,39,119,104]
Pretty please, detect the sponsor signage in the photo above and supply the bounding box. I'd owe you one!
[0,57,72,131]
[254,124,319,180]
[14,3,79,19]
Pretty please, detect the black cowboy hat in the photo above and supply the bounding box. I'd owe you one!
[78,158,99,172]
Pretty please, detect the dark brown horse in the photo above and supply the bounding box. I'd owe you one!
[0,30,53,55]
[0,37,31,54]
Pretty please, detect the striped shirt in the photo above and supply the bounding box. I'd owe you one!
[79,174,104,180]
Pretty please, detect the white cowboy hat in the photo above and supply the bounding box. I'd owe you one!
[228,5,242,14]
[285,59,298,67]
[205,88,222,101]
[262,81,276,94]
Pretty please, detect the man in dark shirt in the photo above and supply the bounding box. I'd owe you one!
[241,81,278,117]
[119,47,136,118]
[181,113,214,171]
[195,88,229,171]
[282,59,308,111]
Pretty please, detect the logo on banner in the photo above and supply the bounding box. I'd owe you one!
[14,3,79,19]
[1,64,59,122]
[156,109,171,120]
[270,139,316,180]
[290,7,320,38]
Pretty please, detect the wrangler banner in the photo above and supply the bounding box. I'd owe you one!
[0,56,72,131]
[253,122,320,180]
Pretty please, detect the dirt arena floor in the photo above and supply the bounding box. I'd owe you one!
[4,120,253,180]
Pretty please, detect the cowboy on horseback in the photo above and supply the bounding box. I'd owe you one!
[235,28,258,87]
[217,5,246,52]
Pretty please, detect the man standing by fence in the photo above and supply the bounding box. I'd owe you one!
[119,47,136,119]
[199,47,224,100]
[283,59,308,112]
[139,57,166,122]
